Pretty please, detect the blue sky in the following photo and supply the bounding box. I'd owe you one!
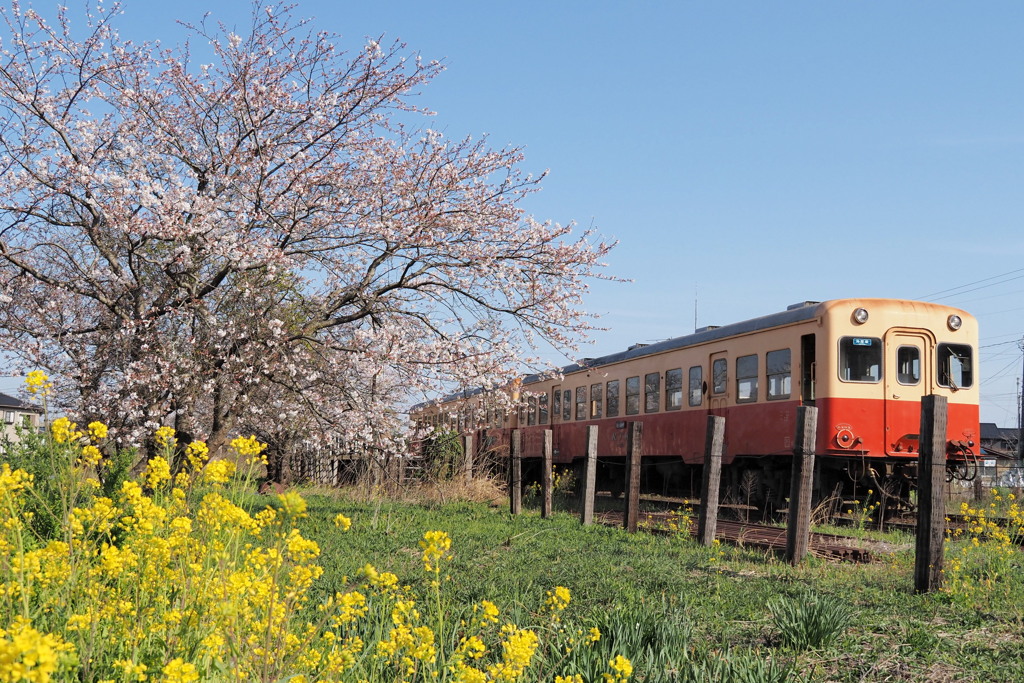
[3,1,1023,426]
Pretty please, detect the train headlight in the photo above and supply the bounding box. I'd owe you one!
[947,314,962,331]
[852,307,869,324]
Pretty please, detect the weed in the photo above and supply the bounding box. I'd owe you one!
[942,490,1024,605]
[768,591,852,651]
[845,489,879,537]
[672,648,798,683]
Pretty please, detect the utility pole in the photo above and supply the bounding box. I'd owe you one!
[1018,338,1024,461]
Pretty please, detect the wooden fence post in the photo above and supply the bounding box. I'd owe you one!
[698,415,726,546]
[542,430,553,518]
[509,430,522,515]
[624,422,643,532]
[786,406,818,565]
[581,425,599,525]
[464,434,474,483]
[915,395,948,593]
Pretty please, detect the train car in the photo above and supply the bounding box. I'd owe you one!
[413,299,979,512]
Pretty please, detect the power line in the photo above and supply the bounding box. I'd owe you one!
[928,274,1024,302]
[980,339,1024,349]
[984,355,1023,383]
[917,267,1024,300]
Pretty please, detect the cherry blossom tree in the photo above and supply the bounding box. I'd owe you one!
[0,1,614,466]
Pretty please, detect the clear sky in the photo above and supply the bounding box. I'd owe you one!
[3,1,1023,427]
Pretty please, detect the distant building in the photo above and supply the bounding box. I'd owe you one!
[0,392,43,442]
[980,422,1020,459]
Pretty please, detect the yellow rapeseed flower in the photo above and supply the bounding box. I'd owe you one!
[473,600,500,626]
[185,440,209,468]
[162,658,199,683]
[87,421,109,441]
[0,617,76,682]
[333,513,352,531]
[50,416,83,444]
[25,370,51,396]
[457,635,487,659]
[603,654,633,682]
[277,491,308,519]
[544,586,571,613]
[419,530,452,572]
[154,426,177,449]
[0,463,33,498]
[230,435,267,464]
[486,626,538,681]
[143,456,172,490]
[79,445,103,467]
[112,658,148,681]
[202,459,236,485]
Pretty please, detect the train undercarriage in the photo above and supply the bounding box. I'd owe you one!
[525,450,981,523]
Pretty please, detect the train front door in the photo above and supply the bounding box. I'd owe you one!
[883,328,933,455]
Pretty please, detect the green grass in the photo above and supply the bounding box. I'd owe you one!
[294,490,1024,682]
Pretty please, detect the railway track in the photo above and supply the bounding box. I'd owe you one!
[595,510,876,563]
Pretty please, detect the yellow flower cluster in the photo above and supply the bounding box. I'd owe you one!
[185,440,209,467]
[419,530,452,573]
[87,421,108,440]
[201,459,235,485]
[603,654,634,682]
[943,491,1022,602]
[0,463,33,499]
[0,617,75,682]
[143,456,172,490]
[153,425,177,449]
[230,435,267,465]
[25,370,52,397]
[0,449,339,680]
[544,586,571,613]
[49,417,83,444]
[2,422,627,683]
[486,625,539,681]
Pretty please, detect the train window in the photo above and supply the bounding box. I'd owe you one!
[575,386,588,420]
[645,372,660,413]
[766,349,792,400]
[897,346,921,385]
[736,355,758,403]
[666,368,683,410]
[839,337,881,383]
[606,380,620,417]
[552,388,561,422]
[712,358,727,394]
[625,376,640,415]
[938,343,974,389]
[562,390,572,421]
[591,383,603,418]
[539,392,549,424]
[688,366,703,406]
[527,396,537,426]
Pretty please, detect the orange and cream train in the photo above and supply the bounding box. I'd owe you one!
[413,299,979,510]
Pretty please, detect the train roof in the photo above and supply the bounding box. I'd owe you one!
[418,300,824,408]
[521,299,826,384]
[417,298,970,408]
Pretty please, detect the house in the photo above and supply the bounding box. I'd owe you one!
[0,392,44,442]
[980,422,1020,459]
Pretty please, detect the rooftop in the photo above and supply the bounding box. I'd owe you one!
[0,392,43,413]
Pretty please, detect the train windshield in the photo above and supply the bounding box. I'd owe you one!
[839,337,881,383]
[938,343,974,390]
